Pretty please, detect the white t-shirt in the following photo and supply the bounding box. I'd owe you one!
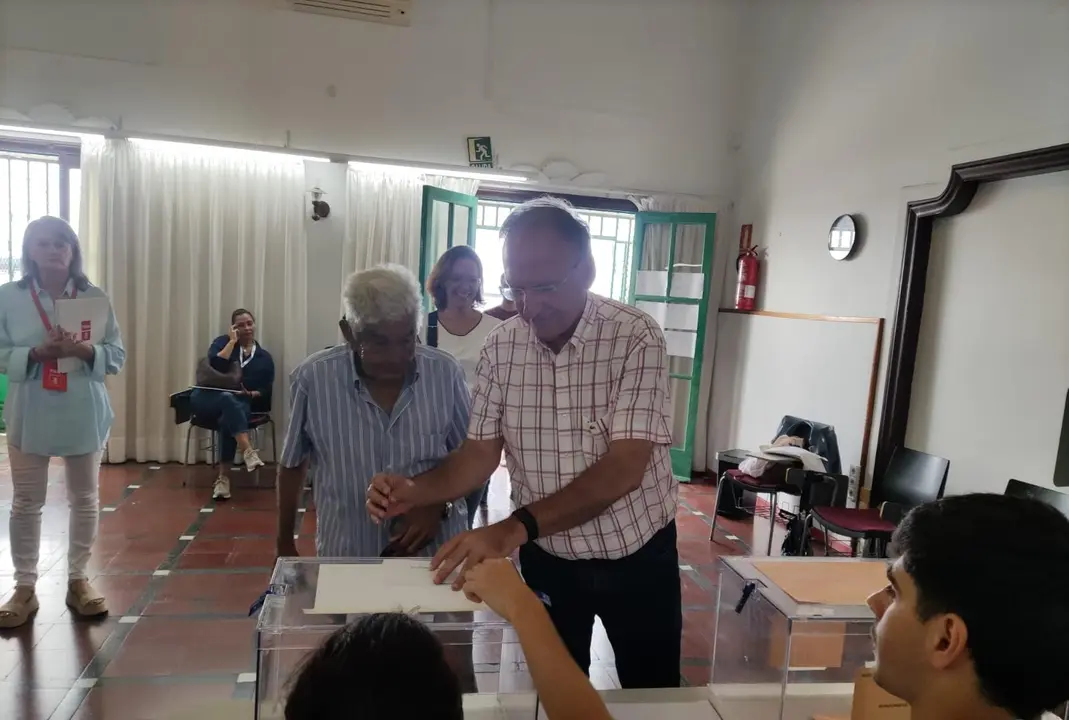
[425,313,502,387]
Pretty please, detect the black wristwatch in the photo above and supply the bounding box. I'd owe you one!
[510,507,539,543]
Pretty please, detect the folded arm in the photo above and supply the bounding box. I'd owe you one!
[210,335,236,373]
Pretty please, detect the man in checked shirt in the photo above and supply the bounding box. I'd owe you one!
[368,197,681,689]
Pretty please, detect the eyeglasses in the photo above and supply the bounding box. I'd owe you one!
[501,265,577,302]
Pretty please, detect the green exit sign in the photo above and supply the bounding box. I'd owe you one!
[466,137,493,168]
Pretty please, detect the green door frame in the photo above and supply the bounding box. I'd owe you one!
[628,211,717,480]
[418,185,478,299]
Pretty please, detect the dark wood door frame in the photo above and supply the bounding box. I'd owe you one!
[872,142,1069,504]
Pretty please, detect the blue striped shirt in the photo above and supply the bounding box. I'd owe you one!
[280,344,471,558]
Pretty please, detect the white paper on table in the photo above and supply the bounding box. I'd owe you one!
[55,297,110,373]
[307,559,484,614]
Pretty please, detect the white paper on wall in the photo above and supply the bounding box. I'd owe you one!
[636,302,699,332]
[665,330,697,358]
[669,272,705,299]
[635,270,668,296]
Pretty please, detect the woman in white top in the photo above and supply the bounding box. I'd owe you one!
[423,246,502,386]
[424,246,501,526]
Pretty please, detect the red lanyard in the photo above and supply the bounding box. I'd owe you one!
[29,280,77,333]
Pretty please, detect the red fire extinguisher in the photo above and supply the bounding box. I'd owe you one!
[735,224,760,311]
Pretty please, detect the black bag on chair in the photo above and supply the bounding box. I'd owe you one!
[195,357,243,391]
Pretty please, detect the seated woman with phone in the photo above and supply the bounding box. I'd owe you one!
[190,308,275,500]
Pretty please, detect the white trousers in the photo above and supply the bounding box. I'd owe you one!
[7,446,102,587]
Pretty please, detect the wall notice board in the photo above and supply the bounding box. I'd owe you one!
[709,310,884,477]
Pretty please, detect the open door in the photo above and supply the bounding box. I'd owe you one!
[629,212,717,480]
[418,186,478,311]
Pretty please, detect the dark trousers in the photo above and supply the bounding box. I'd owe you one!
[518,521,682,689]
[190,390,250,466]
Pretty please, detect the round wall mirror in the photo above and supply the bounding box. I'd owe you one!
[828,214,858,261]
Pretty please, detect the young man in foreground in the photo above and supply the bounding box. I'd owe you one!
[868,493,1069,720]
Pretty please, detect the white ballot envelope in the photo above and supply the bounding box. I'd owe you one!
[55,297,110,374]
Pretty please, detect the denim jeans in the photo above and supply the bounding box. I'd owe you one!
[191,390,251,466]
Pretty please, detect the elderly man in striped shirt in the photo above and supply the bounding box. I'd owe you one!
[368,197,682,689]
[276,264,472,561]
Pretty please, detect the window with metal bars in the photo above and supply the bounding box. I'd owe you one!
[475,200,635,306]
[0,139,81,284]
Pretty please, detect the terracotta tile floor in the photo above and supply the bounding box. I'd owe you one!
[0,442,791,719]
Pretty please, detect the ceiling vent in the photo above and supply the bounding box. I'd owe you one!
[291,0,411,27]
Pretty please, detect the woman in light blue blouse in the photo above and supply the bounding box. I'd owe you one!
[0,216,125,629]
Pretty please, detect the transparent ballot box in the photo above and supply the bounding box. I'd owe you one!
[710,556,884,720]
[255,557,538,720]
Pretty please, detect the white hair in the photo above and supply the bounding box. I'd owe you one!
[342,263,424,333]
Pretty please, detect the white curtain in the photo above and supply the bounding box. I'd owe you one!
[341,165,478,278]
[631,194,725,472]
[79,138,308,463]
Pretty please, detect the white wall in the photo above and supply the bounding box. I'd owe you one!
[0,0,743,198]
[727,0,1069,478]
[0,0,746,356]
[906,171,1069,495]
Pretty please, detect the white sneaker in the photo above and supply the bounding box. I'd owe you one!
[243,447,264,472]
[212,475,231,500]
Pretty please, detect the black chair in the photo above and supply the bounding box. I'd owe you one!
[1005,479,1069,519]
[170,388,278,475]
[805,447,949,557]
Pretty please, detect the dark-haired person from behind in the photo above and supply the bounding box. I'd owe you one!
[190,308,275,500]
[867,493,1069,720]
[285,558,612,720]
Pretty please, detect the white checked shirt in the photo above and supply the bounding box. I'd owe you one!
[468,294,676,560]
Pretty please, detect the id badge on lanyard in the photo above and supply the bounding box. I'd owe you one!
[30,282,77,393]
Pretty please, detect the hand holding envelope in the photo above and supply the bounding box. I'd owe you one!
[54,297,110,373]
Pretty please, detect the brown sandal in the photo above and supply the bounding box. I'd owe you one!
[0,587,40,629]
[66,580,108,618]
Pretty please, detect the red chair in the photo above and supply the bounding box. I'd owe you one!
[708,467,802,556]
[804,448,949,557]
